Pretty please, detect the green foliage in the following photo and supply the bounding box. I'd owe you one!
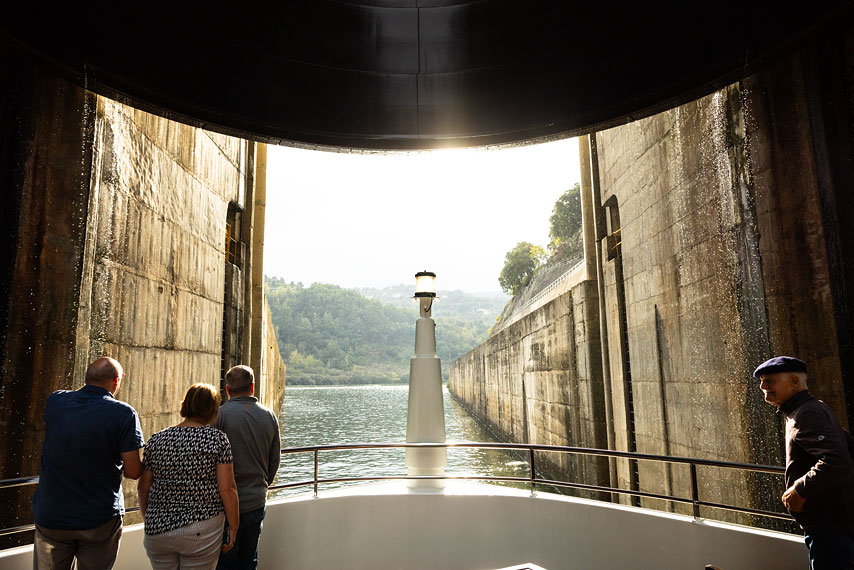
[494,183,585,298]
[548,183,584,262]
[498,242,546,296]
[548,232,584,262]
[265,277,502,385]
[287,349,321,370]
[549,183,582,243]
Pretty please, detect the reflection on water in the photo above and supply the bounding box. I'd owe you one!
[270,384,527,497]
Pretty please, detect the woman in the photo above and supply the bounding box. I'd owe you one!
[138,383,240,569]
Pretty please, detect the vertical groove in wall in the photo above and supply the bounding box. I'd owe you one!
[250,143,267,389]
[588,135,617,490]
[240,143,256,364]
[654,305,674,510]
[614,247,640,503]
[603,196,639,503]
[521,375,529,444]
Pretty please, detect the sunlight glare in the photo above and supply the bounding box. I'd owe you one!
[264,138,580,293]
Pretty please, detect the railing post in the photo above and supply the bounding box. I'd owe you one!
[690,462,700,519]
[314,449,319,498]
[529,448,536,496]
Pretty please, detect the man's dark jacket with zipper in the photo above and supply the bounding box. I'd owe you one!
[780,390,854,533]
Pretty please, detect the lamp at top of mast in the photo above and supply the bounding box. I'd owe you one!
[414,271,436,298]
[414,271,437,317]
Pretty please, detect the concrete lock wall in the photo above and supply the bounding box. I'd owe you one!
[595,53,843,521]
[450,47,849,527]
[73,96,287,520]
[449,279,609,493]
[0,62,97,540]
[0,65,286,542]
[78,97,244,437]
[261,299,287,416]
[594,83,782,520]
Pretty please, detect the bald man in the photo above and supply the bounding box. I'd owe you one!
[32,357,145,570]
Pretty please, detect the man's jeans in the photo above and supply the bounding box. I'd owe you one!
[805,531,854,569]
[217,506,266,570]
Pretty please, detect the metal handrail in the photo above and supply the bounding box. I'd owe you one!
[275,442,790,520]
[0,476,39,490]
[520,257,585,310]
[0,442,793,541]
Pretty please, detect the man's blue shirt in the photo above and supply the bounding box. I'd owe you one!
[32,385,144,529]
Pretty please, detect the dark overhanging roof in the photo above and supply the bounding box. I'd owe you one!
[3,1,852,150]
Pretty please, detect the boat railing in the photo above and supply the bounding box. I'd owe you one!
[0,442,792,541]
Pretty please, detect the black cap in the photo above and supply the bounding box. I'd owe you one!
[753,356,807,378]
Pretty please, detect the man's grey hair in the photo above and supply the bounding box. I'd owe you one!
[225,365,254,394]
[793,371,809,390]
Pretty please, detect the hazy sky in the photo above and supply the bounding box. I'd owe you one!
[264,137,580,293]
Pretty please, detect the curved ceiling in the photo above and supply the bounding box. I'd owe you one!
[4,1,852,150]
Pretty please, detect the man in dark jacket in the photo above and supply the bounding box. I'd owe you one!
[755,356,854,569]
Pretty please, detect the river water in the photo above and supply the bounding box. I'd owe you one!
[270,384,528,497]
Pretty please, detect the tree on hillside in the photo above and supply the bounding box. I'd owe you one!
[498,242,546,296]
[548,183,583,261]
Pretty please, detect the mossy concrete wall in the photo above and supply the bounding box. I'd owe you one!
[76,98,246,437]
[75,97,287,517]
[594,84,783,519]
[594,53,844,521]
[0,60,285,540]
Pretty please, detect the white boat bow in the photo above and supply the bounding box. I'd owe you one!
[0,479,806,570]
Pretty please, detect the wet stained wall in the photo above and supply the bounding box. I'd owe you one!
[80,97,261,437]
[0,63,286,543]
[0,55,96,540]
[596,45,850,523]
[450,28,854,528]
[595,82,787,521]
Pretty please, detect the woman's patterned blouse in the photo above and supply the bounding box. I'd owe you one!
[142,425,233,535]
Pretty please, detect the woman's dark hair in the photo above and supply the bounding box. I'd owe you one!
[180,383,221,424]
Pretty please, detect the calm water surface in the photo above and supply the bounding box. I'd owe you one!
[270,384,528,497]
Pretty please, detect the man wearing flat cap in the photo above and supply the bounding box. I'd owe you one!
[755,356,854,568]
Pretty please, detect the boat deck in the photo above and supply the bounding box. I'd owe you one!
[1,480,806,570]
